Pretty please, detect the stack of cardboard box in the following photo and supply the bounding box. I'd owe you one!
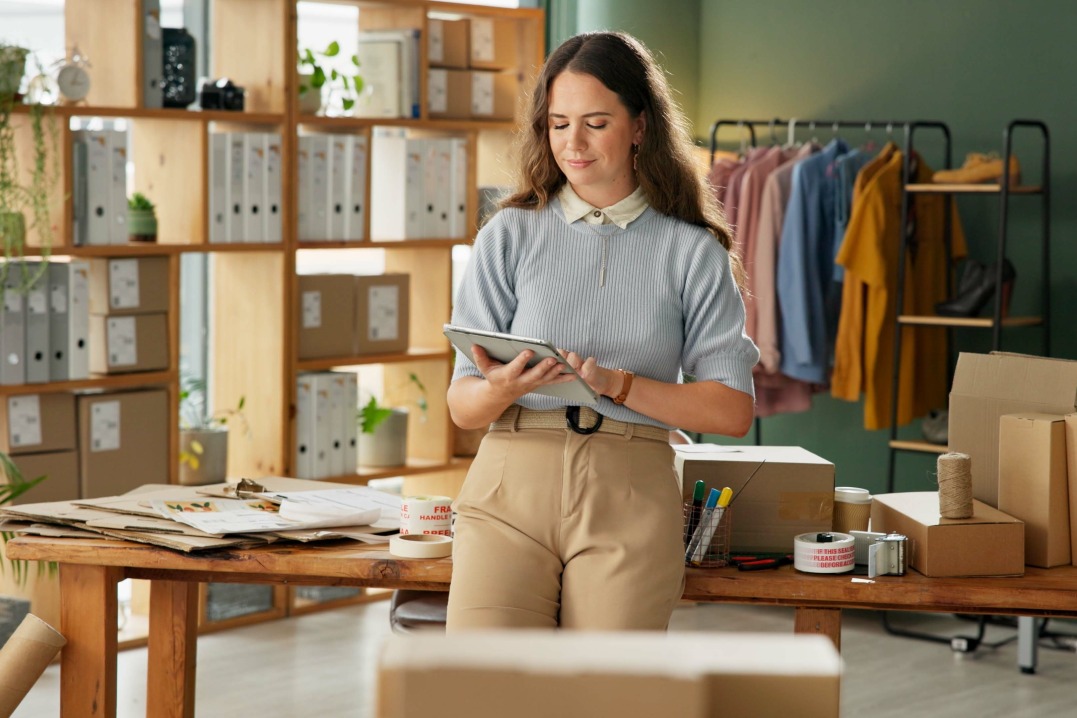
[88,257,169,374]
[426,17,520,121]
[297,273,410,360]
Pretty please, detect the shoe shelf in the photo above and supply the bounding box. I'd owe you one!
[886,120,1050,492]
[888,440,949,454]
[897,314,1043,328]
[906,183,1043,194]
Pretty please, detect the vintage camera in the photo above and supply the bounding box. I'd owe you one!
[199,78,246,111]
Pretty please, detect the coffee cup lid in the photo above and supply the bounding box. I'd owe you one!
[834,487,872,504]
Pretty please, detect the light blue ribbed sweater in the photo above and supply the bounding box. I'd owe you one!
[451,199,759,429]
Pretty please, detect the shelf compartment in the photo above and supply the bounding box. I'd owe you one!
[905,183,1043,195]
[213,0,289,114]
[898,314,1043,328]
[13,105,285,125]
[298,115,516,132]
[0,370,177,397]
[889,440,949,455]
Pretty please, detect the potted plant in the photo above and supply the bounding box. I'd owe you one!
[0,44,57,285]
[178,375,247,486]
[297,41,362,116]
[357,372,426,467]
[126,192,157,242]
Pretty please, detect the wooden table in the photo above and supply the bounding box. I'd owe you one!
[9,536,1077,718]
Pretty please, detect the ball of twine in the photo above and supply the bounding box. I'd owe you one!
[937,452,973,519]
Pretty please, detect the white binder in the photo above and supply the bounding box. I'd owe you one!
[71,138,88,246]
[449,137,470,238]
[310,372,333,479]
[328,135,348,241]
[263,133,283,243]
[431,138,453,238]
[342,371,358,474]
[23,262,50,384]
[297,136,312,241]
[48,260,89,381]
[75,130,112,246]
[208,133,229,243]
[227,133,246,242]
[0,273,26,385]
[109,129,129,244]
[346,134,368,242]
[243,132,266,242]
[325,371,347,477]
[295,374,316,479]
[307,135,331,241]
[370,128,423,240]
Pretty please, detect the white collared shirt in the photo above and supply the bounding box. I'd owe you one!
[557,184,649,229]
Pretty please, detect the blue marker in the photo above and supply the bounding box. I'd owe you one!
[685,488,720,564]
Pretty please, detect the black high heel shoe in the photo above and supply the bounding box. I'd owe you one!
[935,259,1016,318]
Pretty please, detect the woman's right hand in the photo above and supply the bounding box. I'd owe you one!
[470,345,575,402]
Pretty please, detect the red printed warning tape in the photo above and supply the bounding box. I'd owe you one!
[793,532,856,574]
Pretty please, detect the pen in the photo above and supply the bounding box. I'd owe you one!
[683,480,706,546]
[685,488,719,564]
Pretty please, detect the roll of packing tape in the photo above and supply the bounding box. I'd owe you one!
[400,495,453,536]
[389,534,453,559]
[793,532,856,574]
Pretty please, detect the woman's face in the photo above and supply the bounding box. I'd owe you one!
[547,70,644,208]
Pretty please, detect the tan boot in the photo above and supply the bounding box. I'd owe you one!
[932,152,1020,184]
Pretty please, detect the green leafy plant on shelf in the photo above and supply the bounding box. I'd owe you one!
[179,375,248,472]
[0,451,50,586]
[0,42,58,292]
[358,372,427,434]
[296,41,363,114]
[126,191,157,242]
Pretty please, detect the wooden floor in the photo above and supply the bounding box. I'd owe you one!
[14,601,1077,717]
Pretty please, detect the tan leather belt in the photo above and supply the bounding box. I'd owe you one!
[490,405,670,443]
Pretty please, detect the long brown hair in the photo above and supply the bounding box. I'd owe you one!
[501,31,743,285]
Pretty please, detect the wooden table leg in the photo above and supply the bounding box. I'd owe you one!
[60,563,123,718]
[147,580,199,718]
[794,606,842,651]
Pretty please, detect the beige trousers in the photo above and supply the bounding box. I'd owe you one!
[446,408,686,631]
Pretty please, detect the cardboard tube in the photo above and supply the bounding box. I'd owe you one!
[0,613,66,718]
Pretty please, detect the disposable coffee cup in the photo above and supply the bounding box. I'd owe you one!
[833,486,872,533]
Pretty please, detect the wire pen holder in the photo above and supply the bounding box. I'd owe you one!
[682,505,732,568]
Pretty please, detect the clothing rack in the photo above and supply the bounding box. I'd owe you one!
[705,117,911,447]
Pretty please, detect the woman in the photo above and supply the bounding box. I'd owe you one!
[446,31,758,631]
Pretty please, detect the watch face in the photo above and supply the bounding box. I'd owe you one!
[57,64,90,101]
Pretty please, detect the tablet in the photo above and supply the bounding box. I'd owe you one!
[443,324,599,404]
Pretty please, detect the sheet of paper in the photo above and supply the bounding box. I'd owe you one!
[269,487,400,531]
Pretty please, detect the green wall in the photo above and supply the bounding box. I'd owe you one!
[567,0,1075,494]
[572,0,702,123]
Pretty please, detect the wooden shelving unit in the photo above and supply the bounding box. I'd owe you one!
[6,0,544,631]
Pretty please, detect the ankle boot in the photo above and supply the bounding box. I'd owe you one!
[935,259,1016,317]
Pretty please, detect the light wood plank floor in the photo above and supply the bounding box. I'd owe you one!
[14,601,1077,716]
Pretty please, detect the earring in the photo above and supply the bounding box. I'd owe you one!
[632,143,639,171]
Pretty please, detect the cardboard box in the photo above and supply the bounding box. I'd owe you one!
[0,393,77,455]
[998,413,1070,567]
[89,313,169,374]
[77,390,169,498]
[2,450,80,503]
[298,274,356,360]
[470,70,519,121]
[1066,414,1077,566]
[468,16,518,70]
[428,18,469,69]
[355,274,409,355]
[949,352,1077,507]
[871,492,1024,577]
[378,632,841,718]
[427,68,471,119]
[676,446,834,554]
[89,256,170,315]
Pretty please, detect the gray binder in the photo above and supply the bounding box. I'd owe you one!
[142,0,164,108]
[48,261,90,381]
[0,273,26,385]
[23,262,50,384]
